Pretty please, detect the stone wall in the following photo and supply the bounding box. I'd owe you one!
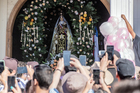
[0,0,18,59]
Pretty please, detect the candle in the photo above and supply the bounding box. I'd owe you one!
[21,21,24,42]
[37,27,38,38]
[79,14,82,44]
[33,25,35,43]
[24,34,26,47]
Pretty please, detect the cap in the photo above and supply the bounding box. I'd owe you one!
[116,58,135,77]
[3,56,18,70]
[62,72,88,93]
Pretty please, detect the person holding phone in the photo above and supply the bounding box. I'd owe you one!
[0,67,22,93]
[16,62,28,90]
[0,57,18,92]
[83,53,111,93]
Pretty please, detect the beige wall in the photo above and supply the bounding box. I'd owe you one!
[0,0,18,59]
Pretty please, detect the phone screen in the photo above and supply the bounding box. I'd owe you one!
[63,51,71,66]
[93,69,100,84]
[79,55,86,66]
[107,45,114,61]
[8,76,15,92]
[0,60,5,74]
[99,50,106,58]
[17,67,27,74]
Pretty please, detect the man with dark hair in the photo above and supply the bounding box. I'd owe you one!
[31,58,64,93]
[33,64,53,90]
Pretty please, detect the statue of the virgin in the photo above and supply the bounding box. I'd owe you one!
[47,13,73,60]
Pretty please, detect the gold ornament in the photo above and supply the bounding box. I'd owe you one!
[27,27,30,30]
[34,47,36,49]
[83,14,87,17]
[24,16,28,20]
[30,22,33,26]
[80,16,83,19]
[26,44,29,46]
[83,17,86,21]
[80,49,82,51]
[88,21,91,25]
[79,19,82,22]
[31,12,34,15]
[81,22,84,25]
[24,22,26,26]
[42,3,45,6]
[54,0,56,2]
[89,17,92,21]
[31,19,34,22]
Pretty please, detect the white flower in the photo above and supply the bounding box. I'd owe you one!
[46,1,49,4]
[75,11,78,15]
[39,54,42,57]
[35,12,38,15]
[39,4,42,7]
[70,0,73,3]
[38,48,41,51]
[34,17,37,20]
[77,51,80,54]
[32,44,35,47]
[29,47,32,51]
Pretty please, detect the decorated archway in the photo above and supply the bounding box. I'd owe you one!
[6,0,112,65]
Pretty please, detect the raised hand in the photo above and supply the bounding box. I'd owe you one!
[121,14,126,20]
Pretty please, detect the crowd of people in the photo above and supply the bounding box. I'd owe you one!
[0,15,140,93]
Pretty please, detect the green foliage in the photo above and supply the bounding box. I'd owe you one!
[18,0,98,65]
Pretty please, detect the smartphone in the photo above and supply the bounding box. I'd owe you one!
[8,76,15,92]
[98,50,106,58]
[63,51,71,66]
[93,69,100,84]
[107,45,114,61]
[17,67,27,74]
[79,55,86,66]
[0,60,5,74]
